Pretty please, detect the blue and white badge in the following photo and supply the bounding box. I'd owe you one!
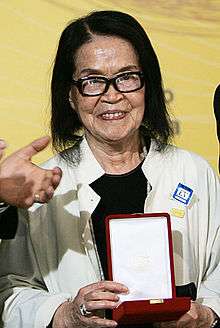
[172,183,193,206]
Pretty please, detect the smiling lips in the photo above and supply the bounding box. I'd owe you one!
[99,111,126,120]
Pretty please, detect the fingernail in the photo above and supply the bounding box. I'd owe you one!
[122,286,129,293]
[122,290,129,295]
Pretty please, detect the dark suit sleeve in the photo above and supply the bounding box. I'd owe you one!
[0,206,18,239]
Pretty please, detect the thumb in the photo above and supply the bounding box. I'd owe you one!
[16,136,51,160]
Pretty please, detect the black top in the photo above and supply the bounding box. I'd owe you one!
[90,161,148,279]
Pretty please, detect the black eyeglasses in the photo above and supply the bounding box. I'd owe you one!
[72,71,144,97]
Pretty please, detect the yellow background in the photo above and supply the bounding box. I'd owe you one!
[0,1,220,172]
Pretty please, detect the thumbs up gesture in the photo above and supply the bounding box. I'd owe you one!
[0,136,62,208]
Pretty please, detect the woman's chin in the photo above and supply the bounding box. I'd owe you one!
[97,132,137,145]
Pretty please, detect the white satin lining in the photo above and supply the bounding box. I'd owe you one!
[109,216,172,302]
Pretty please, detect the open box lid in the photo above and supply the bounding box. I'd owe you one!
[105,213,176,303]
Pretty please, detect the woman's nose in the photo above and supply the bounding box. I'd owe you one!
[101,83,124,103]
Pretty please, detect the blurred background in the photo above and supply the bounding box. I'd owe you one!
[0,0,219,172]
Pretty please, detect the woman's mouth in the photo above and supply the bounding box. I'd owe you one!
[99,111,126,120]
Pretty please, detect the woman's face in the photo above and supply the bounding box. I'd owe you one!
[70,35,145,145]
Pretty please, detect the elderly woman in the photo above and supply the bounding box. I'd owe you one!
[0,10,220,328]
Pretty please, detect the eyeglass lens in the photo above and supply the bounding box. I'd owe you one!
[80,72,143,96]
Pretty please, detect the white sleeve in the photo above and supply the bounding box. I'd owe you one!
[0,210,71,328]
[197,164,220,317]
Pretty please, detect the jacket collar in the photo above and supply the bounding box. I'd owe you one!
[75,138,105,185]
[141,140,174,189]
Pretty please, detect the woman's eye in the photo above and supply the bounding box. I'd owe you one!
[118,75,129,82]
[86,78,103,85]
[87,79,97,85]
[122,74,131,80]
[118,74,136,83]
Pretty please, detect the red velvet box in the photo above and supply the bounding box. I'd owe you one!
[105,213,190,324]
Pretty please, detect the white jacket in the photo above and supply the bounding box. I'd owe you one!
[0,138,219,327]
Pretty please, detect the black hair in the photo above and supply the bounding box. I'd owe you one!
[51,10,174,161]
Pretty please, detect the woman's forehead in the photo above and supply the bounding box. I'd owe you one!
[74,35,139,75]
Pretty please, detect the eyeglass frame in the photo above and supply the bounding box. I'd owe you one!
[71,71,145,97]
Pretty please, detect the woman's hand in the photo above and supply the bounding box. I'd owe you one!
[52,280,129,328]
[156,302,216,328]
